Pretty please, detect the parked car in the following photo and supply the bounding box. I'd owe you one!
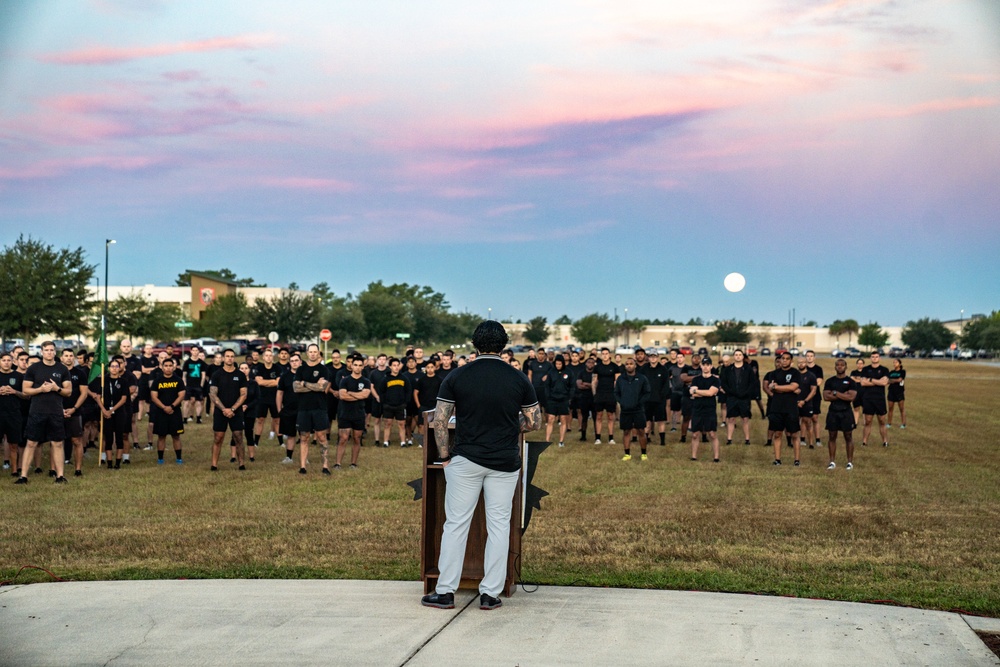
[679,346,693,356]
[179,338,221,356]
[774,348,788,357]
[697,347,710,358]
[930,349,946,358]
[759,347,771,356]
[788,348,800,356]
[746,346,758,356]
[219,339,249,356]
[977,349,995,359]
[830,350,847,358]
[844,347,863,358]
[958,349,975,360]
[888,347,905,358]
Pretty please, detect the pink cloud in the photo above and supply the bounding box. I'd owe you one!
[163,70,204,82]
[0,155,169,180]
[38,34,278,66]
[486,203,534,217]
[259,176,357,192]
[839,96,1000,122]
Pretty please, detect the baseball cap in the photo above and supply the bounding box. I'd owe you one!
[700,357,713,366]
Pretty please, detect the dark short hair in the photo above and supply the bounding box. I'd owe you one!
[471,320,508,354]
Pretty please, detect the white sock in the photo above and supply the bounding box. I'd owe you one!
[123,453,130,461]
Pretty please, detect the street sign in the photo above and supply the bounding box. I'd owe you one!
[319,329,332,342]
[396,333,411,339]
[174,321,193,329]
[268,331,279,343]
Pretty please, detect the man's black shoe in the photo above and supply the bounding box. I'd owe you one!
[421,592,455,609]
[54,476,67,484]
[34,467,42,474]
[480,594,502,610]
[14,476,27,485]
[74,470,82,477]
[48,469,56,477]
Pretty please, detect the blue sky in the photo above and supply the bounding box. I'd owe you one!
[1,0,998,327]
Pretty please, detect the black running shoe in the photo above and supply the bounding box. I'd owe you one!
[210,466,219,471]
[480,593,502,610]
[794,460,801,467]
[238,465,246,471]
[421,592,455,609]
[14,476,28,485]
[74,470,82,477]
[298,468,307,475]
[322,467,332,475]
[773,459,782,466]
[54,476,67,484]
[34,467,42,474]
[230,457,236,463]
[48,469,56,477]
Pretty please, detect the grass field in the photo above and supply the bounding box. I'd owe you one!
[3,358,999,616]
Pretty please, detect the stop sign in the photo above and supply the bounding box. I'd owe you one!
[319,329,332,342]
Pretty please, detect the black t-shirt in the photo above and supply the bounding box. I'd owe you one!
[593,360,619,398]
[63,365,90,410]
[182,359,209,387]
[379,373,411,407]
[209,365,248,409]
[252,362,281,403]
[861,365,890,398]
[295,362,331,411]
[526,359,553,388]
[437,365,455,381]
[89,373,130,412]
[437,354,538,472]
[123,355,142,380]
[402,369,421,404]
[337,374,372,419]
[151,373,186,410]
[691,374,721,413]
[415,374,443,411]
[140,355,159,386]
[824,376,857,412]
[25,361,69,415]
[0,370,23,414]
[638,363,668,403]
[796,370,817,403]
[849,370,866,401]
[368,367,388,399]
[546,369,573,402]
[277,371,299,415]
[769,367,801,414]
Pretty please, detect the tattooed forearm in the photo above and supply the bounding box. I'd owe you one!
[519,404,542,433]
[434,402,454,459]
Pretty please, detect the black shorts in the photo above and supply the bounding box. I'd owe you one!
[811,395,822,415]
[887,388,905,403]
[279,412,298,438]
[153,410,185,437]
[670,392,682,412]
[138,382,152,401]
[406,401,419,419]
[644,401,667,422]
[680,394,693,418]
[862,396,887,416]
[382,404,405,421]
[104,409,130,435]
[80,404,101,424]
[63,414,83,439]
[185,385,204,400]
[297,408,329,434]
[370,400,383,418]
[768,412,800,433]
[718,392,726,405]
[826,410,856,432]
[798,402,815,418]
[337,416,365,431]
[619,410,646,431]
[0,411,23,445]
[594,397,616,414]
[256,402,279,419]
[213,410,245,433]
[548,400,569,416]
[725,398,752,419]
[690,411,717,433]
[24,413,66,443]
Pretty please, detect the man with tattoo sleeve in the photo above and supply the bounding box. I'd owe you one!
[422,321,541,612]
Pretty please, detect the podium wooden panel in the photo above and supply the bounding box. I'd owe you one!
[420,419,522,597]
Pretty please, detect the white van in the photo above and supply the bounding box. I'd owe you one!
[179,338,222,356]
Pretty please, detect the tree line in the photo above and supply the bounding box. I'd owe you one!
[0,237,996,353]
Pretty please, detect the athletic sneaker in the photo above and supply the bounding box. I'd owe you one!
[772,460,781,466]
[594,439,601,445]
[421,592,454,609]
[14,476,27,484]
[333,464,341,471]
[144,444,153,451]
[323,467,332,475]
[74,470,82,477]
[230,457,236,463]
[713,458,720,463]
[883,442,888,448]
[157,459,164,465]
[349,463,358,469]
[238,465,246,471]
[175,459,184,465]
[54,476,67,484]
[899,424,906,430]
[210,466,218,471]
[680,436,686,443]
[670,427,677,432]
[281,457,294,464]
[480,594,502,610]
[621,454,631,461]
[383,442,389,448]
[609,438,616,445]
[558,442,564,448]
[726,439,732,445]
[1,462,8,470]
[794,460,800,467]
[744,439,751,446]
[640,454,648,461]
[846,462,853,470]
[49,469,56,477]
[827,462,836,470]
[298,468,307,475]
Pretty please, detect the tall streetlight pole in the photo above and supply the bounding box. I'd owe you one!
[624,307,629,347]
[103,239,116,334]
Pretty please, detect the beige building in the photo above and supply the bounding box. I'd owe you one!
[503,323,907,354]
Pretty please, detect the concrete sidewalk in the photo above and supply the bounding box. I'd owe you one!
[0,580,996,666]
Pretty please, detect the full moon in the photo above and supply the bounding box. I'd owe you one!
[724,272,746,293]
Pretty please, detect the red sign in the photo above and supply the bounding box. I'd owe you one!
[319,329,332,342]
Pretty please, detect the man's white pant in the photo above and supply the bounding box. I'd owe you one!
[436,455,519,597]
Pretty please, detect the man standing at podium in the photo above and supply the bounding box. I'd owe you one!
[422,320,542,611]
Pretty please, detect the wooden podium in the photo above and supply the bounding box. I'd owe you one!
[420,419,522,597]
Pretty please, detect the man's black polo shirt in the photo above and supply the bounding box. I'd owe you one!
[437,354,538,472]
